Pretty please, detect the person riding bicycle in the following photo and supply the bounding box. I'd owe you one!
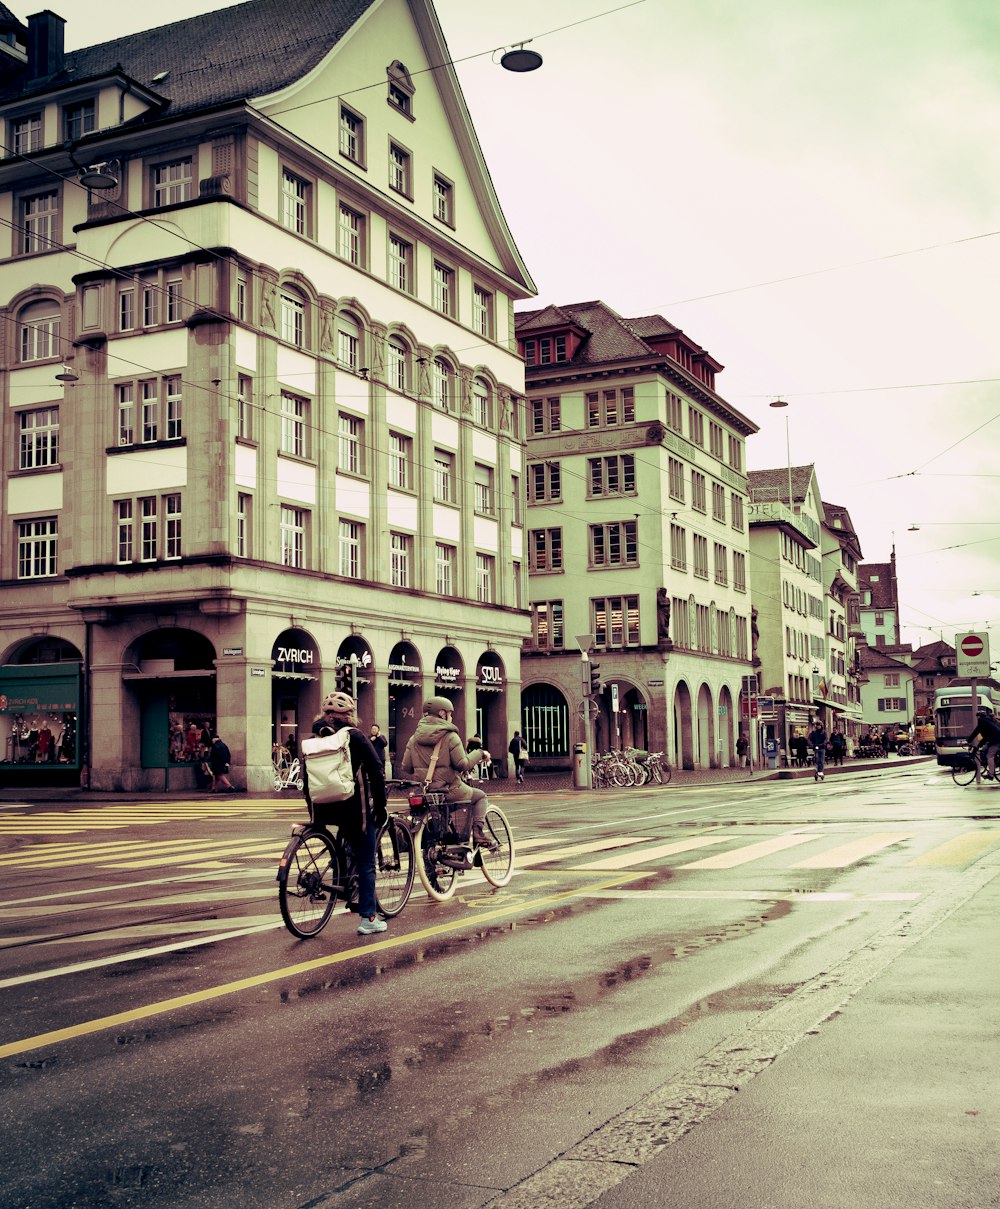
[400,697,492,846]
[966,707,1000,780]
[309,691,388,935]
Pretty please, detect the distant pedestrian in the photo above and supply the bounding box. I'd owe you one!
[208,734,237,792]
[736,733,752,773]
[880,728,891,757]
[509,731,528,783]
[369,723,389,778]
[829,729,846,766]
[808,720,828,781]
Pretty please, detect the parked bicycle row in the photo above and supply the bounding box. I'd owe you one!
[592,748,670,788]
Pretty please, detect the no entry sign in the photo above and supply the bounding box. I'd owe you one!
[956,631,991,678]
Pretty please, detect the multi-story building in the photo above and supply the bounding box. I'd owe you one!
[515,301,757,770]
[856,554,901,647]
[909,640,957,719]
[0,0,535,789]
[747,465,828,758]
[821,501,864,743]
[857,645,915,735]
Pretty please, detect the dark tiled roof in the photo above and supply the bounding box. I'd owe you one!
[0,0,376,111]
[747,464,815,504]
[858,561,896,609]
[857,645,912,671]
[516,300,691,369]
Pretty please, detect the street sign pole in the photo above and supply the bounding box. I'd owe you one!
[956,633,990,784]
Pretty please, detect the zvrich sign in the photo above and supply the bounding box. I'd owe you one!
[956,631,991,678]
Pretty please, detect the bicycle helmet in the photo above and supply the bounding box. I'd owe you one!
[422,696,454,716]
[322,691,355,716]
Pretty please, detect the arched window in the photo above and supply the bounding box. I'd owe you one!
[472,377,492,427]
[338,312,362,371]
[279,287,307,348]
[19,298,62,363]
[433,357,452,412]
[520,683,569,757]
[386,335,409,392]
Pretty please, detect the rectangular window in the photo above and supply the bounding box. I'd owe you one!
[712,482,726,523]
[18,407,59,469]
[63,100,96,142]
[691,471,707,513]
[164,493,182,560]
[280,292,305,347]
[237,375,254,441]
[472,380,492,427]
[140,379,159,443]
[19,190,58,255]
[237,493,251,558]
[728,434,743,471]
[338,204,363,266]
[386,339,408,392]
[533,600,564,649]
[433,450,455,503]
[388,82,411,114]
[17,518,57,579]
[12,113,42,154]
[528,461,561,503]
[388,143,411,194]
[280,505,306,567]
[281,168,309,235]
[338,413,364,475]
[280,392,308,459]
[734,551,747,591]
[116,383,134,446]
[473,285,494,338]
[338,325,360,371]
[590,520,638,568]
[668,457,685,502]
[435,543,455,595]
[586,386,634,427]
[666,392,683,433]
[688,407,704,446]
[588,454,635,497]
[140,496,158,561]
[884,673,900,687]
[152,158,193,207]
[339,520,362,579]
[593,595,640,648]
[670,523,687,570]
[20,313,60,362]
[714,541,728,586]
[731,493,744,531]
[474,463,494,514]
[433,173,454,223]
[340,106,364,164]
[388,432,412,490]
[166,278,182,324]
[116,499,133,564]
[388,234,412,293]
[141,283,160,328]
[709,421,724,459]
[433,359,452,412]
[530,396,561,435]
[529,528,562,571]
[118,288,135,332]
[476,552,495,603]
[237,273,248,323]
[165,376,182,440]
[433,262,454,316]
[693,534,709,578]
[390,532,412,588]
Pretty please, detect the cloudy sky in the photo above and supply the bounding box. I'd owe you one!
[54,0,1000,657]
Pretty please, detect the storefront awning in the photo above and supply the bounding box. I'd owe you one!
[122,670,216,680]
[272,672,316,681]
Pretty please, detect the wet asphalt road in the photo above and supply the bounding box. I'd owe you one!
[0,763,997,1208]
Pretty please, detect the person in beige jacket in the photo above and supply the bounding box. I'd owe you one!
[401,696,490,844]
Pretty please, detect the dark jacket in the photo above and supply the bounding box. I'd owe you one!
[208,739,231,775]
[400,715,479,802]
[808,727,828,751]
[968,715,1000,745]
[308,716,386,830]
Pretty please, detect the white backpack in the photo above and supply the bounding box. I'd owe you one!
[301,729,357,804]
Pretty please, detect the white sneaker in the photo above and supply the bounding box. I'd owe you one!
[357,915,387,935]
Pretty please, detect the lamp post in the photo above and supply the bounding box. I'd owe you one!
[769,398,793,507]
[574,633,596,790]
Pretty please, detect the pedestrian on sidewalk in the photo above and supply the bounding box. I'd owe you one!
[808,719,828,781]
[736,732,752,773]
[207,733,237,792]
[509,731,528,783]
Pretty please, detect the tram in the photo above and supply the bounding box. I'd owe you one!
[932,679,1000,766]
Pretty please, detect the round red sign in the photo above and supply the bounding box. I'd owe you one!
[960,635,984,657]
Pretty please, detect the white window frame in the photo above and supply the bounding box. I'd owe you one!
[18,407,59,469]
[280,291,306,347]
[435,543,455,596]
[390,532,412,587]
[338,203,363,266]
[388,142,411,195]
[152,158,193,207]
[473,285,494,338]
[280,505,307,567]
[388,234,412,293]
[338,412,363,475]
[339,520,362,579]
[433,173,454,224]
[17,517,57,579]
[339,106,365,164]
[19,190,58,255]
[280,392,308,459]
[388,432,412,490]
[281,168,309,235]
[20,312,60,362]
[476,552,495,603]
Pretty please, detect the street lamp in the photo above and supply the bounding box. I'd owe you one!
[769,398,793,508]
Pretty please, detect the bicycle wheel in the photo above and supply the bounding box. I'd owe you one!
[478,805,515,888]
[375,815,415,918]
[951,760,977,786]
[660,763,672,784]
[415,818,458,902]
[277,828,340,938]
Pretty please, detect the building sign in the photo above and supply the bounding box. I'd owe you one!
[956,631,991,678]
[476,653,505,693]
[435,665,461,683]
[222,647,243,657]
[387,642,421,687]
[250,667,266,678]
[272,630,318,675]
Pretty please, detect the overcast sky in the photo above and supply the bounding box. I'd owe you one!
[53,0,1000,658]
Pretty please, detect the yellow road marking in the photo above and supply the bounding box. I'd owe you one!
[792,832,912,869]
[906,830,1000,867]
[679,833,820,870]
[0,873,644,1061]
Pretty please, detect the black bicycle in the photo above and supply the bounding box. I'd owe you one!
[276,811,415,939]
[393,779,515,902]
[950,744,996,787]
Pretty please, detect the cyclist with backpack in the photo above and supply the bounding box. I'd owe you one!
[400,697,492,846]
[967,706,1000,781]
[306,691,388,935]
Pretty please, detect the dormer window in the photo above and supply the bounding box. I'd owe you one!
[11,113,42,155]
[523,335,568,366]
[64,100,96,142]
[387,60,415,117]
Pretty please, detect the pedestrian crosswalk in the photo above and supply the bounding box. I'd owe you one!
[0,798,301,835]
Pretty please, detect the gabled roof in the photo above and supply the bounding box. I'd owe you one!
[857,645,914,672]
[748,464,816,504]
[0,0,376,109]
[858,561,897,609]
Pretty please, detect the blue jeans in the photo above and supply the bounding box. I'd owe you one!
[343,818,378,919]
[814,746,826,773]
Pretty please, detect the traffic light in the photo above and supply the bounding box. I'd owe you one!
[335,660,355,696]
[589,662,601,695]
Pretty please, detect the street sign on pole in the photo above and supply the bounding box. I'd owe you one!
[611,683,619,713]
[956,631,991,678]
